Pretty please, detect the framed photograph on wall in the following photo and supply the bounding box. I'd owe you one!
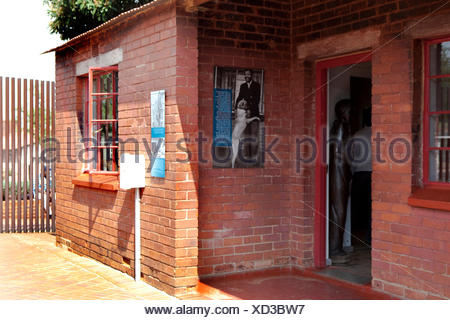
[213,67,265,168]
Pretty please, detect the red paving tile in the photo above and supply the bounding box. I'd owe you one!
[202,269,394,300]
[0,233,216,300]
[0,233,174,300]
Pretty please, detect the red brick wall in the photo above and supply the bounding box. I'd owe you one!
[55,1,199,295]
[371,40,450,300]
[289,0,450,299]
[197,0,293,276]
[292,0,448,44]
[197,2,450,300]
[53,0,450,299]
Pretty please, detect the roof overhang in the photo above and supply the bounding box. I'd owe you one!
[44,0,211,54]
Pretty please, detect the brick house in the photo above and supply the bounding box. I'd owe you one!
[47,0,450,298]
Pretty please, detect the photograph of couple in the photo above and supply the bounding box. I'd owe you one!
[213,67,265,168]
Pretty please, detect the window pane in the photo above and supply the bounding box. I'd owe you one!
[430,114,450,147]
[92,123,99,144]
[99,148,115,171]
[92,123,118,146]
[429,78,450,111]
[82,80,88,139]
[93,98,116,120]
[92,152,98,171]
[100,98,114,119]
[114,95,118,119]
[93,78,98,93]
[92,99,97,120]
[429,41,450,76]
[429,150,450,182]
[100,73,113,93]
[114,148,119,170]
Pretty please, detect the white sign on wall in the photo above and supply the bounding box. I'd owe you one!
[119,153,146,190]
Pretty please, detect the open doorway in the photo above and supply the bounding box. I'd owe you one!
[315,53,372,285]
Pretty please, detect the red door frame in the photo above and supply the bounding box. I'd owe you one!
[314,51,372,268]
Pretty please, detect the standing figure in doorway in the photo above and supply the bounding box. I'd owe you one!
[351,108,372,245]
[329,99,352,264]
[235,69,261,166]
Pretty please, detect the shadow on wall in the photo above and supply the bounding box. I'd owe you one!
[71,187,131,249]
[118,189,136,257]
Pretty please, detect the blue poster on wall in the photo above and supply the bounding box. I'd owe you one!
[151,90,165,178]
[213,88,232,147]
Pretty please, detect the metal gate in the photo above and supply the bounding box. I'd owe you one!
[0,77,56,233]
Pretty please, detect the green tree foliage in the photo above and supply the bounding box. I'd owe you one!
[44,0,153,40]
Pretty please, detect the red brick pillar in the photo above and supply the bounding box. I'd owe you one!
[289,58,315,268]
[167,5,199,295]
[371,39,415,297]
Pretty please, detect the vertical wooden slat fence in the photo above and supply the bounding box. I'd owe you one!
[34,79,40,231]
[11,79,16,232]
[29,80,34,233]
[23,79,28,232]
[34,80,39,232]
[17,79,22,232]
[0,77,55,233]
[40,81,45,230]
[5,78,10,232]
[0,78,3,233]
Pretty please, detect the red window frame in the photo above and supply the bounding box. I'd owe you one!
[82,66,119,175]
[424,37,450,186]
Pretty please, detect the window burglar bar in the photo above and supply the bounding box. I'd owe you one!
[85,66,119,174]
[424,38,450,184]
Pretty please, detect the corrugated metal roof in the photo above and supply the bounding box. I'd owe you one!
[43,0,168,54]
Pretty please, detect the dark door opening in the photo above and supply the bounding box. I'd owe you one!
[349,75,372,251]
[315,55,373,285]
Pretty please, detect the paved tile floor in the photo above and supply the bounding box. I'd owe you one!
[0,233,175,300]
[0,233,393,300]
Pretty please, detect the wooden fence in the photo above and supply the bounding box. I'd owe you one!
[0,77,56,233]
